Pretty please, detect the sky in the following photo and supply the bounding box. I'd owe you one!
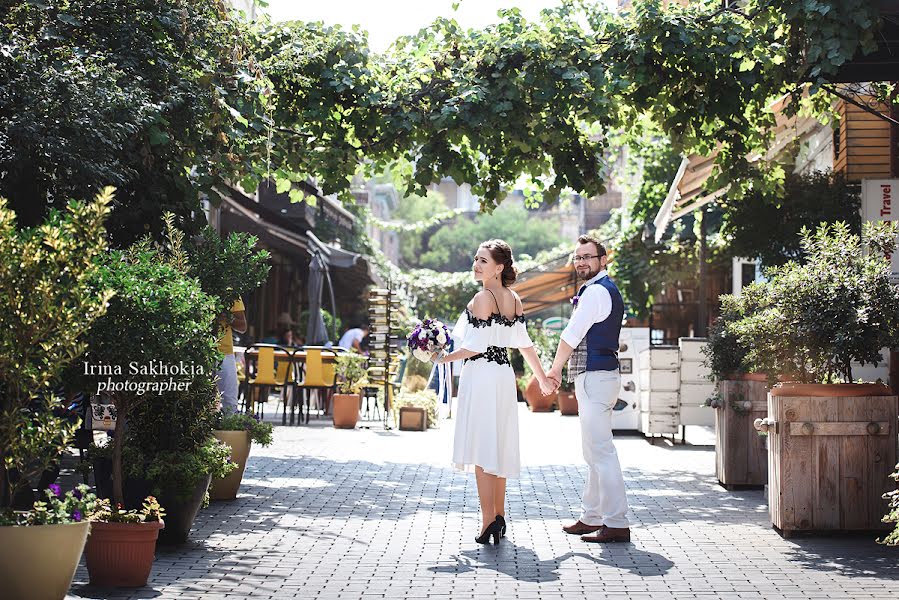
[263,0,616,53]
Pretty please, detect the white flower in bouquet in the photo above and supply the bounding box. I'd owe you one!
[407,318,451,363]
[412,347,434,362]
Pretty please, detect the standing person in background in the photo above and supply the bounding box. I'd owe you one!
[338,322,369,352]
[216,298,247,414]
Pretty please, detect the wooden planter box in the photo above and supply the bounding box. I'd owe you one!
[398,406,427,431]
[759,384,897,537]
[715,376,768,489]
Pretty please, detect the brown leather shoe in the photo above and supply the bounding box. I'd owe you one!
[562,520,603,535]
[581,525,631,543]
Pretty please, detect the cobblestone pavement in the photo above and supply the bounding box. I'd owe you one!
[67,404,898,600]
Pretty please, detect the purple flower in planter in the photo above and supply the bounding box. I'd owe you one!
[72,510,82,522]
[73,488,83,500]
[48,484,61,497]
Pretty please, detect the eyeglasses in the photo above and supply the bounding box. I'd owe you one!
[572,254,602,263]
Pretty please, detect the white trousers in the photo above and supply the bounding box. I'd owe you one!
[574,370,629,528]
[216,353,239,414]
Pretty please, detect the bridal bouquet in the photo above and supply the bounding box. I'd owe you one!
[407,318,451,362]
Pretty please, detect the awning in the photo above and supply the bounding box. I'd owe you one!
[220,187,309,257]
[306,230,378,288]
[511,253,579,316]
[654,94,826,241]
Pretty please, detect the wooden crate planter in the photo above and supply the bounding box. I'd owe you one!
[398,406,427,431]
[756,384,897,536]
[715,376,768,489]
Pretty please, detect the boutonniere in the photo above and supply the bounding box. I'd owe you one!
[570,295,579,307]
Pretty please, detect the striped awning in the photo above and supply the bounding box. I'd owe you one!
[511,252,579,316]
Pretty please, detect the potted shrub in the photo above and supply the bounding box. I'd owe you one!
[736,222,899,536]
[0,485,96,600]
[557,365,578,415]
[518,325,557,412]
[0,192,112,600]
[78,225,235,544]
[392,389,439,430]
[332,352,368,429]
[703,295,768,489]
[210,412,274,501]
[84,492,165,587]
[880,462,899,546]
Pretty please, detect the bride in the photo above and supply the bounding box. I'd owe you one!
[433,239,554,544]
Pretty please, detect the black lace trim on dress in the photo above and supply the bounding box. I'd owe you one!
[465,345,511,366]
[465,309,526,328]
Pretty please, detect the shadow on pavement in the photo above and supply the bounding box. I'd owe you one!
[428,541,673,582]
[784,536,899,580]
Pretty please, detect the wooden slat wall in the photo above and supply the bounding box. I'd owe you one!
[834,99,893,181]
[769,392,898,534]
[716,379,768,487]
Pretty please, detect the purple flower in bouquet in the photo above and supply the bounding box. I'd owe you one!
[570,295,579,307]
[407,318,451,362]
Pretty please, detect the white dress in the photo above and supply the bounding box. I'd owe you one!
[451,308,534,479]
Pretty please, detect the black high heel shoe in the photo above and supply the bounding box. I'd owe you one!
[474,519,502,545]
[496,515,506,538]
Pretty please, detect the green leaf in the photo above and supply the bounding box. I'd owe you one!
[56,14,83,27]
[288,188,308,204]
[275,177,292,194]
[148,126,170,146]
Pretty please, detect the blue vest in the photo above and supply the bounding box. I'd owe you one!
[585,276,624,372]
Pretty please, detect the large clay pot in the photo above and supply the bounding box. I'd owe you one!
[525,376,555,412]
[85,520,164,587]
[210,430,252,501]
[332,393,361,429]
[156,474,212,545]
[0,521,90,600]
[558,391,578,415]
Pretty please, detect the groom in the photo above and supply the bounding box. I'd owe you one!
[544,235,630,543]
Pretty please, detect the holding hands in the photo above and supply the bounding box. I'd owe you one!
[540,366,562,396]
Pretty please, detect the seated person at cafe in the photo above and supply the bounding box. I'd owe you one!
[337,323,369,352]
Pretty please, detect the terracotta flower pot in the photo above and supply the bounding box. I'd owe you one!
[85,520,164,587]
[210,430,252,501]
[525,376,555,412]
[0,521,90,600]
[332,393,361,429]
[557,391,578,415]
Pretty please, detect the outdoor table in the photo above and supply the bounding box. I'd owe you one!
[237,346,342,424]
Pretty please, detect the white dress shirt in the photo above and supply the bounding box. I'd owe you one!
[560,270,613,349]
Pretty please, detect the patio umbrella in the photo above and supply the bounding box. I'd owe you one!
[306,252,329,346]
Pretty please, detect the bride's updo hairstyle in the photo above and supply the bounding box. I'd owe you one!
[480,239,517,287]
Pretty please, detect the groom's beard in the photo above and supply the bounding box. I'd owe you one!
[577,266,599,280]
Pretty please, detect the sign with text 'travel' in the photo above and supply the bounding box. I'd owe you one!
[862,179,899,284]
